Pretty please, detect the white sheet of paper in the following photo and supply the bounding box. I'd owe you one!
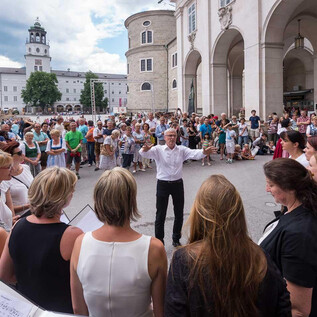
[0,290,33,317]
[69,206,103,232]
[60,213,69,224]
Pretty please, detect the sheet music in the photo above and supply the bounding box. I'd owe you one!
[69,205,103,232]
[0,291,32,317]
[60,213,69,225]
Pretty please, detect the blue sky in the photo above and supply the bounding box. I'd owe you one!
[0,0,175,74]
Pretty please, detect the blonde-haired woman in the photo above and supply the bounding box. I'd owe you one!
[46,129,67,167]
[0,150,14,232]
[99,129,120,170]
[0,167,83,314]
[71,167,167,317]
[20,132,41,177]
[165,175,291,316]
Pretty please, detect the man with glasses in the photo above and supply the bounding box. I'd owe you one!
[140,128,216,247]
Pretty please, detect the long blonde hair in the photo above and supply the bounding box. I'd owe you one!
[186,175,266,316]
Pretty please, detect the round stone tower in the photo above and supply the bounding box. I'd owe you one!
[125,10,176,113]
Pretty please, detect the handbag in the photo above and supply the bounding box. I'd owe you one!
[101,144,113,156]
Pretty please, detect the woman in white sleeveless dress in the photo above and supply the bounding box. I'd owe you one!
[70,167,167,317]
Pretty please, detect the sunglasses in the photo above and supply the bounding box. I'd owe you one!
[13,151,23,156]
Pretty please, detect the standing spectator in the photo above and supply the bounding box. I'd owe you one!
[93,121,104,171]
[142,123,152,169]
[201,134,212,166]
[20,132,41,177]
[249,110,261,141]
[70,168,167,317]
[146,112,157,145]
[55,116,64,135]
[85,121,96,167]
[99,130,120,170]
[18,118,24,139]
[120,126,135,170]
[33,123,49,171]
[132,123,145,173]
[297,110,310,139]
[78,118,88,165]
[238,118,249,147]
[304,135,317,161]
[268,115,279,145]
[306,116,317,138]
[290,113,298,130]
[1,124,15,141]
[224,123,236,164]
[103,120,115,137]
[180,120,189,147]
[11,121,19,139]
[187,121,197,149]
[46,129,67,168]
[155,117,169,145]
[65,122,83,179]
[216,120,226,160]
[199,118,212,141]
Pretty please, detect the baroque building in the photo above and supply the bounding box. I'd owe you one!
[0,19,127,113]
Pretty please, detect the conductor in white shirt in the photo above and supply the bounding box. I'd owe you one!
[139,128,216,247]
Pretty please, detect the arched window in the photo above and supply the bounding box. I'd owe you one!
[141,82,151,91]
[141,30,153,44]
[172,79,177,89]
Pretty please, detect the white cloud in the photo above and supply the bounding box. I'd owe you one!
[0,0,174,73]
[0,55,23,68]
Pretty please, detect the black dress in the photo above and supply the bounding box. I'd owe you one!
[165,247,291,316]
[260,205,317,317]
[9,217,73,313]
[188,128,197,149]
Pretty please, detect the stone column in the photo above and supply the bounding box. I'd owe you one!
[314,55,317,110]
[232,76,243,115]
[211,63,228,115]
[262,42,284,117]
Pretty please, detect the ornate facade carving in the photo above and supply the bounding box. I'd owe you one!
[218,5,232,30]
[188,31,196,50]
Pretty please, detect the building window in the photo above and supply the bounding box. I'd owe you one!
[36,47,40,53]
[112,91,114,94]
[141,82,151,91]
[66,81,69,83]
[143,20,151,27]
[119,91,121,94]
[74,97,76,101]
[105,90,107,94]
[119,83,121,85]
[188,3,196,34]
[73,88,76,93]
[4,96,8,102]
[111,83,114,85]
[39,66,43,71]
[3,86,7,92]
[140,58,153,72]
[34,66,38,71]
[14,96,18,102]
[112,98,114,102]
[13,86,17,92]
[172,79,177,89]
[66,88,69,93]
[141,31,153,44]
[128,37,131,48]
[66,97,70,101]
[220,0,234,7]
[127,85,129,93]
[172,53,178,68]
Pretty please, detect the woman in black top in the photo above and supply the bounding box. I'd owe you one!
[0,166,83,313]
[260,158,317,317]
[187,121,197,150]
[165,175,291,316]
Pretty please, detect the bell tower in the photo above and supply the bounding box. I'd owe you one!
[25,18,51,79]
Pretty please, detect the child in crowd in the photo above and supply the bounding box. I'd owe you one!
[241,144,255,160]
[202,133,212,166]
[233,144,242,160]
[268,141,276,154]
[224,123,236,164]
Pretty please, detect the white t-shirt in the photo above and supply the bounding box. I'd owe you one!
[238,123,248,136]
[290,153,309,167]
[93,128,104,143]
[226,130,236,143]
[3,164,33,207]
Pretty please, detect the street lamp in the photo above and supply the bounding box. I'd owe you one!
[295,19,304,49]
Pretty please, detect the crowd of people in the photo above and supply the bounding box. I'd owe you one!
[0,107,316,316]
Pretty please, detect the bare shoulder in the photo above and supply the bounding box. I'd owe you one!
[149,237,167,262]
[64,226,84,240]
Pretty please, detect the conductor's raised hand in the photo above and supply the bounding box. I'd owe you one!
[142,143,154,152]
[203,146,217,156]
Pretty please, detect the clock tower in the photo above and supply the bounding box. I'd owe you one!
[25,18,51,79]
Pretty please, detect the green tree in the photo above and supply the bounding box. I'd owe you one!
[21,72,62,113]
[80,71,104,113]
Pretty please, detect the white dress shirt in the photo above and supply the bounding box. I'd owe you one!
[139,145,206,181]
